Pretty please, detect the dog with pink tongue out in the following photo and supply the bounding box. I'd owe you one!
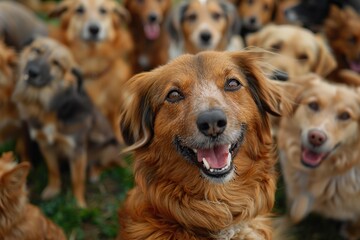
[278,74,360,239]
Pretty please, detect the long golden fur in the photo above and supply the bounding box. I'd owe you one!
[124,0,172,73]
[12,37,124,208]
[49,0,133,134]
[278,74,360,239]
[117,51,291,239]
[0,152,66,240]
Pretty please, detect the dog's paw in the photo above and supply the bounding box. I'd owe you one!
[41,186,60,200]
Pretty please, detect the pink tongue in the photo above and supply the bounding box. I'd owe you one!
[302,148,326,167]
[349,62,360,73]
[197,145,229,169]
[144,23,160,40]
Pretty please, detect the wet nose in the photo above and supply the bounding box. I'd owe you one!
[249,16,257,25]
[28,66,40,79]
[148,13,158,23]
[89,24,100,36]
[197,109,227,137]
[200,31,212,43]
[308,129,327,147]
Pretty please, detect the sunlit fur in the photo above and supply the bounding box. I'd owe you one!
[124,0,172,73]
[278,74,360,239]
[0,152,66,240]
[247,24,336,78]
[49,0,133,133]
[117,51,291,239]
[325,5,360,85]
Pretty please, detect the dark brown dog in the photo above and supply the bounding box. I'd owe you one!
[124,0,172,73]
[118,50,291,239]
[12,37,124,208]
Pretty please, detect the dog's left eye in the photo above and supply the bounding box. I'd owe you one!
[99,7,107,15]
[338,111,351,121]
[263,3,269,11]
[297,53,309,61]
[225,78,242,91]
[211,12,222,21]
[166,89,184,103]
[75,6,85,15]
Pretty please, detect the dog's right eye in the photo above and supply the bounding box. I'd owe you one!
[247,0,254,5]
[270,42,282,52]
[32,47,41,54]
[308,101,319,112]
[75,6,85,15]
[186,13,197,22]
[166,90,184,103]
[225,78,242,91]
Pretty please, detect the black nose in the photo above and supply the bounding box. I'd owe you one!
[200,31,212,43]
[89,24,100,36]
[28,66,40,79]
[148,13,158,23]
[197,109,227,137]
[308,129,327,147]
[249,16,257,25]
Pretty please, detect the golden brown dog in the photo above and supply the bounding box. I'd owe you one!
[278,74,360,239]
[124,0,172,73]
[237,0,276,34]
[117,50,291,239]
[0,152,66,240]
[325,5,360,86]
[12,37,124,208]
[49,0,133,134]
[247,24,337,78]
[168,0,243,59]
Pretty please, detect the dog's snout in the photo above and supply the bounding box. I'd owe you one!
[249,16,257,25]
[28,66,40,79]
[197,109,227,137]
[308,129,327,147]
[200,31,212,43]
[89,24,100,36]
[148,13,158,23]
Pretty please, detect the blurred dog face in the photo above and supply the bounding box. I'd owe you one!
[325,6,360,73]
[120,51,286,183]
[13,37,80,105]
[124,0,171,40]
[283,75,360,169]
[50,0,129,42]
[169,0,238,53]
[247,24,336,78]
[238,0,275,30]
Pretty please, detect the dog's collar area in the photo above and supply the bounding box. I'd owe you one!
[300,142,341,168]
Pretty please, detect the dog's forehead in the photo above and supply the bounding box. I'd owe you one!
[77,0,110,8]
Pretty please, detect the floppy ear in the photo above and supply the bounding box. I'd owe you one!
[48,1,72,18]
[220,1,241,40]
[167,2,189,44]
[71,67,84,92]
[113,4,131,24]
[2,162,30,191]
[120,73,156,152]
[313,35,337,76]
[230,51,292,118]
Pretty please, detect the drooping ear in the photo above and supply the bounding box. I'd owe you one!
[113,4,131,24]
[71,67,84,92]
[313,35,337,76]
[119,73,156,152]
[2,162,30,190]
[167,2,189,44]
[48,1,72,18]
[229,51,292,118]
[220,1,241,40]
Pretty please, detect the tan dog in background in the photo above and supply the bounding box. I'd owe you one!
[0,152,66,240]
[168,0,243,59]
[13,37,124,208]
[124,0,172,73]
[278,74,360,239]
[247,24,336,78]
[49,0,133,134]
[118,51,290,239]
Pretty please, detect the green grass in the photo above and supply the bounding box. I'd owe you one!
[0,143,345,240]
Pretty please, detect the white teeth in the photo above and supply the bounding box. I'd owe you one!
[202,157,210,170]
[228,144,231,150]
[193,149,197,153]
[227,153,232,166]
[210,168,214,172]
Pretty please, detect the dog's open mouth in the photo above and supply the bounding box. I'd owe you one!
[175,133,245,182]
[301,143,340,168]
[144,23,160,40]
